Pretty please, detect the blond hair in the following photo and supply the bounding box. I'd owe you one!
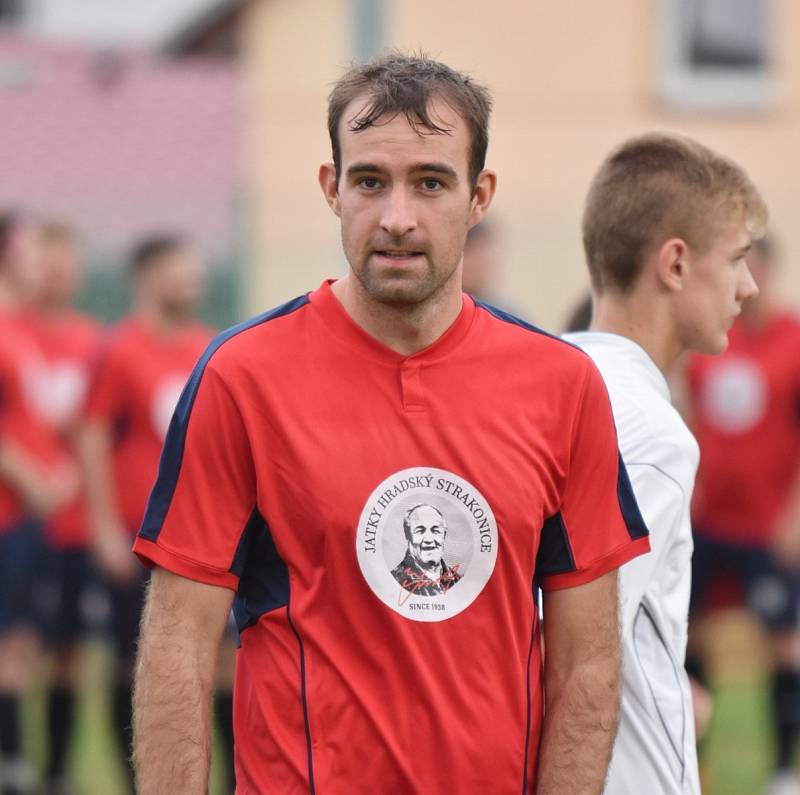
[583,132,767,293]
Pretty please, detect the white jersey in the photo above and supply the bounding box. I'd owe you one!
[563,332,701,795]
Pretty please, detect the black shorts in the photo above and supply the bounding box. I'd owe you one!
[34,546,107,648]
[0,519,44,633]
[107,567,150,664]
[691,531,800,631]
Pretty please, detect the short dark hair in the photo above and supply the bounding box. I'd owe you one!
[583,132,767,293]
[327,52,492,190]
[129,233,186,276]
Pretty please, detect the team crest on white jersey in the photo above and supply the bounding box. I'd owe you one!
[356,467,498,622]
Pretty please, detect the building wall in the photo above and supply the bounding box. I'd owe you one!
[245,0,800,330]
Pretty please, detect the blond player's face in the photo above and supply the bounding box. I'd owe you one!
[676,214,759,354]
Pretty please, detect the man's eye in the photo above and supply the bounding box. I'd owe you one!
[359,178,381,189]
[422,179,443,191]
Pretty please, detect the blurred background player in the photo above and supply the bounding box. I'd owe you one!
[461,219,504,302]
[0,212,76,795]
[686,236,800,795]
[78,235,224,792]
[19,221,102,795]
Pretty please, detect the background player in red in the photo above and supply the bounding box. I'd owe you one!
[0,212,76,795]
[132,54,649,794]
[687,236,800,794]
[79,235,213,793]
[19,221,103,795]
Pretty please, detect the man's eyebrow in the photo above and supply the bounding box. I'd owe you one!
[412,162,458,180]
[345,162,459,180]
[346,162,384,178]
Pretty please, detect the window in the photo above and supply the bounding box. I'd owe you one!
[661,0,773,109]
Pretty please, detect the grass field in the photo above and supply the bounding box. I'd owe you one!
[19,610,778,795]
[24,642,229,795]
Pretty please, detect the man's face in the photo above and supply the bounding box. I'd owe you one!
[675,213,758,354]
[3,221,44,301]
[324,97,482,306]
[40,238,81,306]
[406,505,447,567]
[143,248,205,322]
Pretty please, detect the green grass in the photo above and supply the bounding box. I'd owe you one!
[24,641,230,794]
[702,673,774,795]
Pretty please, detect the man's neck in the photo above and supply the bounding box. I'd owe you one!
[135,303,185,338]
[590,291,680,374]
[331,274,463,356]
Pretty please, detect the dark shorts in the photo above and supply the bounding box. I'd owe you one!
[0,519,44,633]
[691,531,800,631]
[107,567,150,664]
[34,546,108,648]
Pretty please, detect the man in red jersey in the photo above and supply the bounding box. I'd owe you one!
[20,221,103,795]
[80,235,212,793]
[687,236,800,794]
[0,213,76,795]
[132,54,650,794]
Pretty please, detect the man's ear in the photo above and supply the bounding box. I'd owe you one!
[467,169,497,228]
[655,237,689,292]
[318,162,341,217]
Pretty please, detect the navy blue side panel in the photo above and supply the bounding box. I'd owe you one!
[287,600,316,794]
[138,293,310,542]
[231,509,290,636]
[521,603,537,793]
[617,453,649,541]
[536,511,576,576]
[474,298,579,348]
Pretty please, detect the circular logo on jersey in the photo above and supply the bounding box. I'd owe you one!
[356,467,498,622]
[151,374,190,440]
[700,356,767,434]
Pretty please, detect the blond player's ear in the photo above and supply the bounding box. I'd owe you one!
[468,169,497,228]
[318,162,342,218]
[655,237,689,292]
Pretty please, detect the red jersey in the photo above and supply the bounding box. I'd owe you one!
[84,317,212,534]
[688,312,800,544]
[134,281,649,793]
[0,312,70,530]
[19,310,102,547]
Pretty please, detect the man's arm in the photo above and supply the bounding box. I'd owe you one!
[537,570,621,795]
[133,567,233,794]
[78,419,136,581]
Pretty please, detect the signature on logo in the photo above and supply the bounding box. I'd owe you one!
[396,564,462,606]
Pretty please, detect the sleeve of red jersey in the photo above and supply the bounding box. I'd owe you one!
[538,360,650,591]
[83,341,128,421]
[133,361,257,590]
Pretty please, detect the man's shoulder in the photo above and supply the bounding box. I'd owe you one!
[474,300,593,370]
[201,293,312,376]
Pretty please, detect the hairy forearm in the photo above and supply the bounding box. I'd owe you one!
[133,581,218,793]
[536,651,620,794]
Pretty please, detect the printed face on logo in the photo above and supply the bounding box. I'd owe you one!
[356,467,498,623]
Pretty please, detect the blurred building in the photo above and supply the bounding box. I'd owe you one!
[245,0,800,330]
[0,0,246,324]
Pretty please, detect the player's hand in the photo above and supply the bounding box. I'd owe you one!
[770,518,800,569]
[25,461,81,518]
[690,676,713,741]
[94,522,138,583]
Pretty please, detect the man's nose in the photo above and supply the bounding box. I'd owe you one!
[739,262,760,302]
[380,187,417,238]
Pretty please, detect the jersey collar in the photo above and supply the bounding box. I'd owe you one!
[309,279,476,364]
